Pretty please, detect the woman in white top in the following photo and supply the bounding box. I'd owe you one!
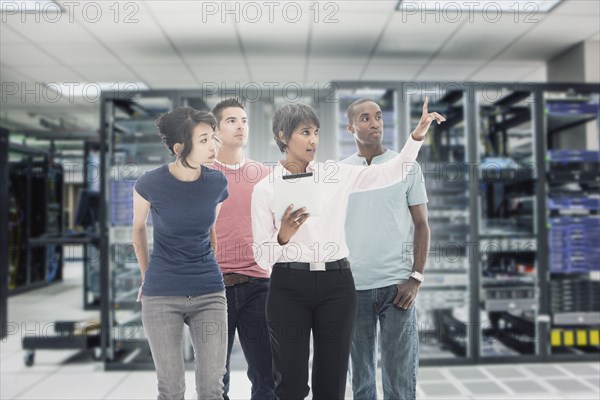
[251,99,444,399]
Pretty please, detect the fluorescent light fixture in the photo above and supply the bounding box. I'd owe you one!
[45,82,149,98]
[396,0,562,13]
[0,1,62,12]
[354,89,387,99]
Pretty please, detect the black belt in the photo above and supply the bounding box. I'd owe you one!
[274,258,350,271]
[223,273,260,287]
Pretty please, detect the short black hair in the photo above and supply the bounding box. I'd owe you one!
[272,103,320,153]
[211,98,245,127]
[155,107,216,169]
[346,98,377,123]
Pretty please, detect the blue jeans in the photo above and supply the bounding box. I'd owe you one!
[350,285,419,400]
[224,278,275,400]
[142,292,228,400]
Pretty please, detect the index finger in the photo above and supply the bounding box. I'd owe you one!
[422,96,429,116]
[392,291,402,305]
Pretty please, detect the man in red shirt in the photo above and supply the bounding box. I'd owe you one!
[211,98,274,400]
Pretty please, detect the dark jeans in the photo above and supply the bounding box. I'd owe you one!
[266,267,357,400]
[224,278,275,400]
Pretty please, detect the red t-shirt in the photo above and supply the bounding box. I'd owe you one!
[212,159,271,278]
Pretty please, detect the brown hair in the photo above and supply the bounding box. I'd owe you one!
[211,98,245,128]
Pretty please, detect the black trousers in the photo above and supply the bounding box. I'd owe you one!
[266,266,357,400]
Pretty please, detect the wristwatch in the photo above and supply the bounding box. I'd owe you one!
[409,271,424,283]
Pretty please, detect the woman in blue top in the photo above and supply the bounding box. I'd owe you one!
[132,107,229,399]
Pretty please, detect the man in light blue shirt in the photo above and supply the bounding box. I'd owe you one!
[341,98,431,400]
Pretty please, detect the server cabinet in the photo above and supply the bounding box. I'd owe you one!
[543,86,599,360]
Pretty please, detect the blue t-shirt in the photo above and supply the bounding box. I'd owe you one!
[134,164,229,296]
[341,150,428,290]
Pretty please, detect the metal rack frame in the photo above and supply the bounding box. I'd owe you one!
[542,84,600,362]
[1,128,8,339]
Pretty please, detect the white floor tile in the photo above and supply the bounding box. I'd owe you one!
[1,372,50,400]
[544,378,599,394]
[419,381,471,398]
[1,350,63,374]
[561,394,600,400]
[103,372,156,400]
[15,371,127,399]
[474,395,565,400]
[223,370,253,400]
[447,366,488,380]
[56,362,105,374]
[583,377,600,390]
[0,338,22,358]
[417,393,472,400]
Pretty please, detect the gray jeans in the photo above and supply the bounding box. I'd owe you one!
[142,291,228,400]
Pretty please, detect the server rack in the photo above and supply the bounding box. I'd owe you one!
[475,87,540,362]
[100,90,180,369]
[412,86,474,365]
[7,136,105,367]
[7,144,64,296]
[543,86,600,361]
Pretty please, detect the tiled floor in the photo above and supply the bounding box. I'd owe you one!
[2,261,599,399]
